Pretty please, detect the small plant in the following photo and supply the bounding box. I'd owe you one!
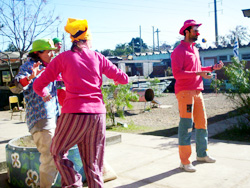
[144,106,151,112]
[211,57,250,116]
[210,57,250,142]
[223,58,250,117]
[147,77,162,97]
[210,78,224,93]
[106,121,153,133]
[102,83,139,126]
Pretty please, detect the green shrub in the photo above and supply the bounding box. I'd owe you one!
[102,83,139,126]
[211,57,250,120]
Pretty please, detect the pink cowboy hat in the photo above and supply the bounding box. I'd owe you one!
[179,19,202,35]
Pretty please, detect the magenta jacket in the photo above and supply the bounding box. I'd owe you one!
[171,40,212,94]
[33,47,129,114]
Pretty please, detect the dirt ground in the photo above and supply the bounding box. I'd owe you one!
[115,92,238,133]
[0,92,238,135]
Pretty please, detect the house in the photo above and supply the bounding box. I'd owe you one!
[108,43,250,91]
[133,51,171,77]
[0,52,27,110]
[0,52,27,87]
[110,51,171,78]
[199,43,250,78]
[115,59,162,77]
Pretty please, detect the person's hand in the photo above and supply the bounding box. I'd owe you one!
[42,94,52,102]
[213,60,224,70]
[31,61,45,79]
[196,71,212,79]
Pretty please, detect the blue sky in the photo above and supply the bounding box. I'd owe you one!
[2,0,250,52]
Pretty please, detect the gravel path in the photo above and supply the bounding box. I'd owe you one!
[115,92,238,131]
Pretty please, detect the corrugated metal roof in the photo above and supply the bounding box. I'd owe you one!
[116,60,161,63]
[199,42,250,52]
[0,51,28,59]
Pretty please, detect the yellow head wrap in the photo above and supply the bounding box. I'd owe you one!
[64,18,92,42]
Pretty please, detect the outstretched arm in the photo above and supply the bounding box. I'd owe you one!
[33,58,61,101]
[212,60,224,70]
[196,71,212,79]
[101,55,129,85]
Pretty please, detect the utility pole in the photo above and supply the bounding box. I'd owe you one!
[214,0,218,46]
[139,25,142,52]
[152,26,155,51]
[62,33,65,52]
[209,0,222,46]
[132,39,135,54]
[155,28,160,51]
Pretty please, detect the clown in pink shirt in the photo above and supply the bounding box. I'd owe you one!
[171,19,223,173]
[33,18,129,188]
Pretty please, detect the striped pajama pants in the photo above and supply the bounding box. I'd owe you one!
[176,90,208,165]
[51,113,106,188]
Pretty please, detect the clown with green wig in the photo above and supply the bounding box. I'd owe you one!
[52,37,62,55]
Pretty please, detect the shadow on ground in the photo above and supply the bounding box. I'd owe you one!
[115,167,183,188]
[207,108,240,125]
[141,127,178,137]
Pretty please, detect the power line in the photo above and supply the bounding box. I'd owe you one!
[93,31,138,34]
[55,1,206,14]
[81,0,206,9]
[80,0,170,10]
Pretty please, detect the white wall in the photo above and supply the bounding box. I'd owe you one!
[199,46,250,66]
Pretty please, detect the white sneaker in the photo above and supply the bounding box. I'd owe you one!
[197,156,216,163]
[180,163,196,172]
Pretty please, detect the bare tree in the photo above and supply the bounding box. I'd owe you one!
[159,42,171,51]
[218,25,250,47]
[228,25,250,45]
[0,0,61,64]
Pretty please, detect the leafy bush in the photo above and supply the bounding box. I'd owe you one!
[210,57,250,142]
[211,57,250,120]
[102,83,139,126]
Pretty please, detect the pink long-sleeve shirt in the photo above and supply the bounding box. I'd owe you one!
[33,47,129,114]
[171,40,212,94]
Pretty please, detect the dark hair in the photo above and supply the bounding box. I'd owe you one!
[70,40,87,52]
[70,41,78,52]
[184,26,192,36]
[27,51,44,62]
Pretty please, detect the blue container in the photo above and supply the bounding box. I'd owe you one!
[5,135,86,188]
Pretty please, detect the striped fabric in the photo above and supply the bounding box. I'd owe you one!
[176,90,208,165]
[51,113,106,188]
